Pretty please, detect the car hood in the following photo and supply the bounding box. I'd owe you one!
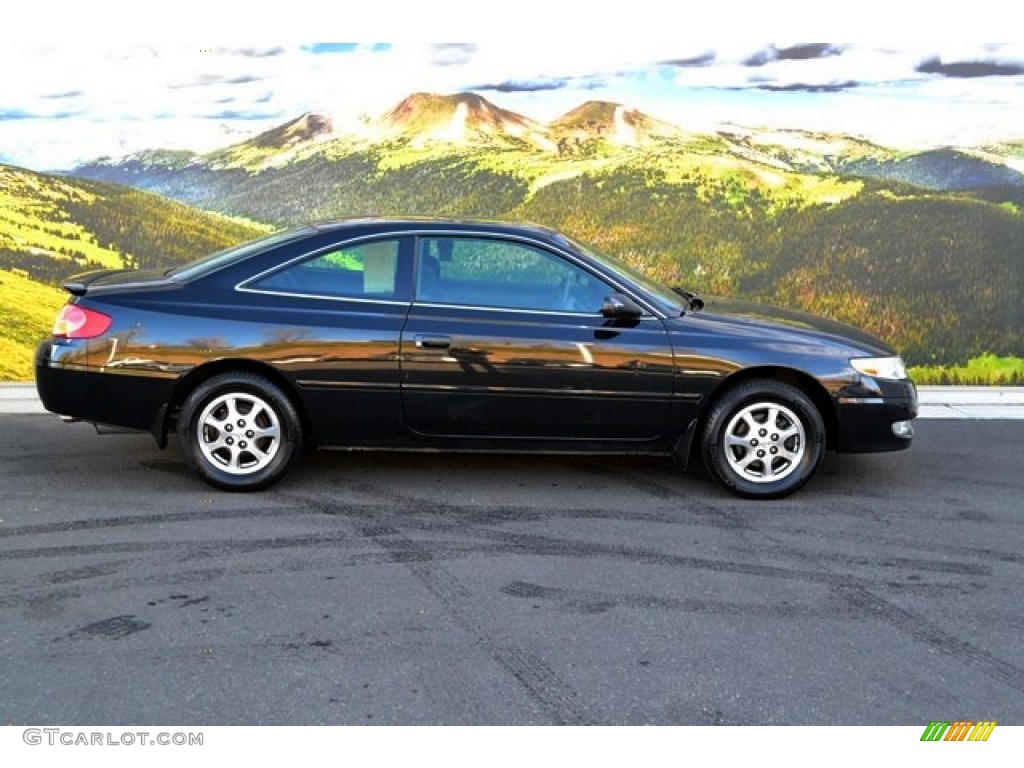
[679,295,897,356]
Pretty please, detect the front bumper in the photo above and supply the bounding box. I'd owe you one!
[834,378,918,453]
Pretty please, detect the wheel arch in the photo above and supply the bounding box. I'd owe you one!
[159,360,310,444]
[684,366,838,466]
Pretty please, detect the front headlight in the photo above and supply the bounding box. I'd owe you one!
[850,356,908,381]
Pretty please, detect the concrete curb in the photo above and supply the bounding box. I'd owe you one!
[2,382,1022,419]
[0,384,48,414]
[916,386,1024,419]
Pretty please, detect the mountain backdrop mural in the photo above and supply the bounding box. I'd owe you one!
[1,44,1022,382]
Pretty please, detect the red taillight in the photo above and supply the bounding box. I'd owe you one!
[52,304,113,339]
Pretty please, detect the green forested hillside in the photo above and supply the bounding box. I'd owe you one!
[0,164,270,379]
[744,194,1023,365]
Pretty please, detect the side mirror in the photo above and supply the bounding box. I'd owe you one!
[600,293,644,319]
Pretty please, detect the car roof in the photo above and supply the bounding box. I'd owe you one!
[306,216,565,241]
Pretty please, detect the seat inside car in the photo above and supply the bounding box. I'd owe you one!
[418,253,442,301]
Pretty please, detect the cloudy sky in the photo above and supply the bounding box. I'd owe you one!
[1,42,1022,169]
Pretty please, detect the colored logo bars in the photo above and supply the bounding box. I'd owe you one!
[920,721,996,742]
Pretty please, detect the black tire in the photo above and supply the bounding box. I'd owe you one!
[700,378,825,499]
[176,372,303,491]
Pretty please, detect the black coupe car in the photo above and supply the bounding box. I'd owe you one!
[35,218,917,498]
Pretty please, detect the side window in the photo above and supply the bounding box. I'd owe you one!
[251,239,404,300]
[417,238,612,313]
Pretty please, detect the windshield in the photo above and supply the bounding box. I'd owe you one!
[559,234,689,314]
[166,226,314,281]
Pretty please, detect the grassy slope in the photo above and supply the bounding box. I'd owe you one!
[0,270,66,379]
[0,166,126,270]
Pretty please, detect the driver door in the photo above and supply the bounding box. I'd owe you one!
[399,235,676,441]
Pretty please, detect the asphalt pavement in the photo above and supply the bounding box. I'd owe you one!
[0,413,1021,725]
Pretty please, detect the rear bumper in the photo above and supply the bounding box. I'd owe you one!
[35,340,176,435]
[35,339,91,417]
[835,379,918,453]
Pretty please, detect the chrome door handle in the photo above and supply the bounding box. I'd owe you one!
[414,335,452,350]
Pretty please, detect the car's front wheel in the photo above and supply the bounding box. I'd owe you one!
[177,372,303,491]
[700,379,825,499]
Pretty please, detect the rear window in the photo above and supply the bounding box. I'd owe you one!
[167,227,314,281]
[250,239,404,300]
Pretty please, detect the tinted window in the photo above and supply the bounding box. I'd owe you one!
[251,239,404,300]
[417,237,612,313]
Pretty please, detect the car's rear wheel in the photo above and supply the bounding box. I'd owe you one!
[700,378,825,499]
[177,372,302,491]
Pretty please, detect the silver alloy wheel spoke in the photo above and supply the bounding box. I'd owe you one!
[723,401,806,484]
[206,434,227,451]
[778,424,801,440]
[740,413,758,434]
[197,392,282,476]
[779,444,802,461]
[737,452,761,469]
